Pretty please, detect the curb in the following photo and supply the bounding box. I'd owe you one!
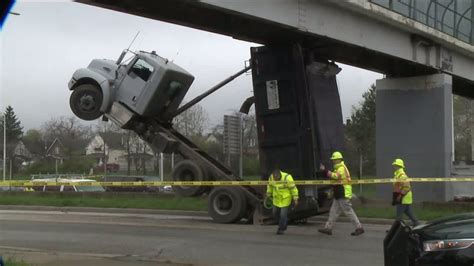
[0,205,208,217]
[0,205,399,225]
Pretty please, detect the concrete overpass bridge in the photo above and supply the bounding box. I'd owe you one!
[78,0,473,95]
[78,0,474,201]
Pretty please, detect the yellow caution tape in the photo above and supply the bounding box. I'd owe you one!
[1,177,474,187]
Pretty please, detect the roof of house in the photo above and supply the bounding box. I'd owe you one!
[45,138,65,157]
[99,132,125,150]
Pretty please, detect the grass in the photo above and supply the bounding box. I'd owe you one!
[1,183,472,222]
[353,184,378,199]
[3,258,29,266]
[0,193,207,211]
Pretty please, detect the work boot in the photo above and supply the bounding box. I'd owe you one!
[351,228,365,236]
[318,228,332,235]
[276,230,284,235]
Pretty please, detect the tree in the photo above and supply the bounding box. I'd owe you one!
[173,104,209,137]
[345,84,376,175]
[241,112,258,155]
[41,116,93,155]
[22,129,46,156]
[453,95,474,161]
[0,105,24,158]
[203,124,225,161]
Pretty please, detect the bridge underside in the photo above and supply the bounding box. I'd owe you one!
[77,0,474,97]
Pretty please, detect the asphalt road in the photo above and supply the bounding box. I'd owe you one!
[0,210,388,265]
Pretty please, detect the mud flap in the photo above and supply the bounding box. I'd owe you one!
[252,201,274,225]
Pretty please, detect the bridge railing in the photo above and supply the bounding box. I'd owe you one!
[369,0,473,45]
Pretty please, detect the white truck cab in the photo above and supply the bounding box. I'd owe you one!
[68,50,194,127]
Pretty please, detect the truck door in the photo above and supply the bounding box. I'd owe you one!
[116,58,154,110]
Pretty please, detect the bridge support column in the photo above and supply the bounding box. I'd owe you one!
[376,74,455,202]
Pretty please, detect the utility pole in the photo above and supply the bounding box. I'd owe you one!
[3,112,6,182]
[9,159,12,180]
[3,9,20,183]
[160,152,164,182]
[171,152,175,170]
[239,115,243,178]
[359,151,363,195]
[103,122,107,180]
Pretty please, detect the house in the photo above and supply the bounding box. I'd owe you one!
[13,140,34,164]
[206,134,218,143]
[21,137,46,161]
[85,132,155,173]
[0,138,39,160]
[45,138,66,161]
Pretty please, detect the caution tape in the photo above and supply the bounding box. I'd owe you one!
[1,177,474,187]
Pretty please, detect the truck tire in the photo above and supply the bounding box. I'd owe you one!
[172,160,207,197]
[70,84,103,121]
[208,187,247,223]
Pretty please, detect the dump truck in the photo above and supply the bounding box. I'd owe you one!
[68,44,346,224]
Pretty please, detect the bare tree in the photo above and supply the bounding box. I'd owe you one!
[173,104,210,137]
[41,116,93,155]
[241,113,258,154]
[231,110,258,154]
[126,131,133,175]
[453,95,474,161]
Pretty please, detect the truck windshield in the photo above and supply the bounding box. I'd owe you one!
[129,59,154,81]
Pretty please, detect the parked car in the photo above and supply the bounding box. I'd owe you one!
[384,213,474,266]
[101,175,161,192]
[0,186,28,192]
[31,174,85,180]
[93,163,120,173]
[163,185,173,193]
[31,178,105,192]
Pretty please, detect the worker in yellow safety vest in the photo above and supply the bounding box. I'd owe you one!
[319,151,364,236]
[392,158,419,226]
[266,167,299,235]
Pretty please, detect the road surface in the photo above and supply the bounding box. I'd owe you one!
[0,209,387,265]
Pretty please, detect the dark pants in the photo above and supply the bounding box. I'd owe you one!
[396,204,419,226]
[272,206,289,231]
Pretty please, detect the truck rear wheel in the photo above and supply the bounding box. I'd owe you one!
[172,160,207,197]
[208,187,247,223]
[70,84,103,121]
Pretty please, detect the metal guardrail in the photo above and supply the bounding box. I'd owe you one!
[369,0,473,45]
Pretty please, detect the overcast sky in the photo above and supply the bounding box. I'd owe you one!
[1,1,383,131]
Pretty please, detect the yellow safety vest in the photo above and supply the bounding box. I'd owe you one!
[330,161,352,199]
[394,168,413,205]
[266,171,299,208]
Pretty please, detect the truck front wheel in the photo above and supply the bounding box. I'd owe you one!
[70,84,103,121]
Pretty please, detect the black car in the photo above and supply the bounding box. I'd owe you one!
[385,213,474,266]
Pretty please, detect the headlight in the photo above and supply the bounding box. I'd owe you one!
[423,239,474,252]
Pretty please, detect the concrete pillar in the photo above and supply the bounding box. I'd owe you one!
[376,74,454,202]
